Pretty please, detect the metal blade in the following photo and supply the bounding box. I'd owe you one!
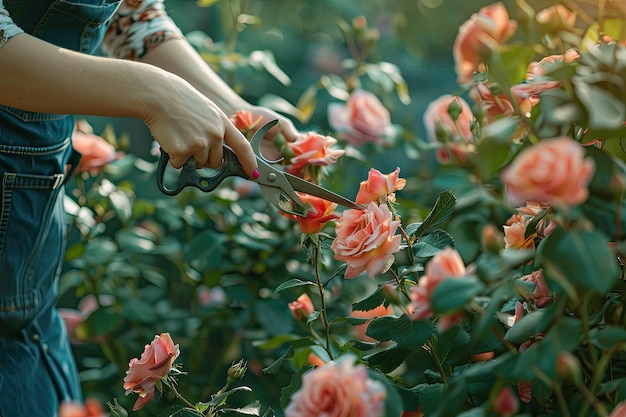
[284,173,362,209]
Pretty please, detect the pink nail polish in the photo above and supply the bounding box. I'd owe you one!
[252,169,259,179]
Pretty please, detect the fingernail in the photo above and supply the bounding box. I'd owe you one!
[252,169,259,179]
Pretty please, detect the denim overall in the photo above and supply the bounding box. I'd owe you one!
[0,1,121,415]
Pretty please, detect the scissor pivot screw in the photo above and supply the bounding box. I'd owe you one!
[268,172,277,182]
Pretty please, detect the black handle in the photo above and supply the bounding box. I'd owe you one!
[156,146,245,196]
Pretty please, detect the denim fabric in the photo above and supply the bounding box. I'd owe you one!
[0,1,121,416]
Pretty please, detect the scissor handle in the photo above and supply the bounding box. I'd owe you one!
[156,146,246,196]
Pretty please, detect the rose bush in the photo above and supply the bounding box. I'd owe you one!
[60,1,626,417]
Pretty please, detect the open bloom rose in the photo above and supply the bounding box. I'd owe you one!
[59,398,107,417]
[356,167,406,205]
[284,193,340,234]
[284,355,386,417]
[410,247,467,331]
[453,2,517,85]
[289,293,315,320]
[501,137,595,208]
[331,203,401,279]
[124,333,180,411]
[423,95,474,143]
[72,120,123,175]
[328,90,391,146]
[520,269,551,308]
[286,132,345,177]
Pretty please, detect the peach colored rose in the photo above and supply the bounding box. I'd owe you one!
[350,304,394,342]
[124,333,180,411]
[59,398,107,417]
[284,193,340,234]
[328,90,391,146]
[289,294,315,320]
[492,386,519,417]
[423,95,474,143]
[501,137,595,208]
[436,142,477,166]
[609,401,626,417]
[536,5,576,33]
[453,2,517,85]
[307,353,326,368]
[410,247,467,331]
[470,82,559,122]
[230,110,262,134]
[513,300,525,323]
[503,214,535,250]
[355,167,406,205]
[72,121,123,175]
[520,269,551,308]
[284,355,386,417]
[286,132,345,178]
[331,203,401,279]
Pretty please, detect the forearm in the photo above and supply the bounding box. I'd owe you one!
[140,38,250,115]
[0,33,167,121]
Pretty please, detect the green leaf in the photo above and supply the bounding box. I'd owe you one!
[221,400,262,416]
[351,285,388,312]
[499,45,535,84]
[412,229,455,261]
[274,279,317,293]
[575,81,625,130]
[83,237,117,265]
[590,325,626,350]
[537,227,620,295]
[254,299,294,336]
[367,369,404,417]
[158,406,202,417]
[411,190,457,238]
[364,345,412,373]
[418,383,444,417]
[434,326,470,366]
[503,309,551,344]
[365,315,434,348]
[204,386,252,406]
[279,366,313,409]
[248,50,291,86]
[430,275,485,314]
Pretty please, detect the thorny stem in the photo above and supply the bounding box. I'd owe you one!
[312,242,333,359]
[388,267,413,303]
[398,225,420,283]
[426,340,448,383]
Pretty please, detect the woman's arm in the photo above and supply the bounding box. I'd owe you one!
[0,33,257,173]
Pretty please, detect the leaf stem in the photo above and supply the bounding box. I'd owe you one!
[312,241,333,359]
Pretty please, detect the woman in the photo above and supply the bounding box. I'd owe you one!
[0,1,297,415]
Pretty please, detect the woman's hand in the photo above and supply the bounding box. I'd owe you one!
[141,72,258,176]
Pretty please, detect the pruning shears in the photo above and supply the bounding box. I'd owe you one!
[156,119,360,216]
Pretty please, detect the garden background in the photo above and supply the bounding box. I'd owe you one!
[58,1,626,416]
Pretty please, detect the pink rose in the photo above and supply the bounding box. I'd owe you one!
[502,214,535,250]
[283,193,340,234]
[355,167,406,205]
[72,120,123,175]
[123,333,180,411]
[526,50,579,80]
[289,294,315,320]
[286,132,345,178]
[59,398,107,417]
[410,247,466,331]
[58,308,85,345]
[453,2,517,85]
[501,137,595,208]
[328,90,391,146]
[516,202,556,238]
[423,95,474,143]
[284,355,386,417]
[331,203,401,279]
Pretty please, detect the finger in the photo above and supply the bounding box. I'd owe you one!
[223,122,258,178]
[204,143,223,169]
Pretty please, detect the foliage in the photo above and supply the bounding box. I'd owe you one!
[62,1,626,417]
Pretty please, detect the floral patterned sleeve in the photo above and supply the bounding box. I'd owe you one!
[0,0,24,48]
[102,0,184,60]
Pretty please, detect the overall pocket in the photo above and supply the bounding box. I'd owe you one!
[0,172,66,333]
